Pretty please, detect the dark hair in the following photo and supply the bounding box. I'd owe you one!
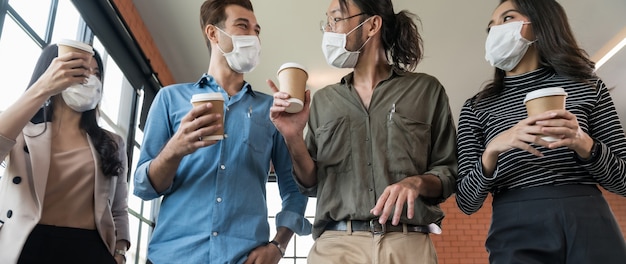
[477,0,596,102]
[338,0,423,71]
[27,44,123,178]
[199,0,254,52]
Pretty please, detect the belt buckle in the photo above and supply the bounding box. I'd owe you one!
[369,219,385,235]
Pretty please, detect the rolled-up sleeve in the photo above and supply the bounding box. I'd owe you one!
[133,92,174,200]
[272,130,312,235]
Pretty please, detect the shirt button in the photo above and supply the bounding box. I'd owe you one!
[212,232,218,236]
[220,165,226,170]
[217,197,222,203]
[367,162,372,166]
[224,134,228,138]
[365,138,369,141]
[369,189,374,192]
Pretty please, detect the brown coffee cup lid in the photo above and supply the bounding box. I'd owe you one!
[190,92,224,103]
[277,62,308,77]
[57,39,94,55]
[523,87,567,104]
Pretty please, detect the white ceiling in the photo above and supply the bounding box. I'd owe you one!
[132,0,626,125]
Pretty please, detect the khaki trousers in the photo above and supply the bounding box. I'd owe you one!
[308,222,438,264]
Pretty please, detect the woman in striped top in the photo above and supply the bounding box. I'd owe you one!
[456,0,626,263]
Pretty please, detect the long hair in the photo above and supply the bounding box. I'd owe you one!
[199,0,254,52]
[26,44,123,177]
[477,0,596,102]
[338,0,423,71]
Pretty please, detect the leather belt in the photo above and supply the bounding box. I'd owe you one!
[325,220,430,235]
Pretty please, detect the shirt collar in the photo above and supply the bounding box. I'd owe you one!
[195,73,256,97]
[503,67,555,89]
[339,66,406,87]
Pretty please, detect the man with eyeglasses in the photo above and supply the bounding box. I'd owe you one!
[269,0,458,263]
[134,0,311,263]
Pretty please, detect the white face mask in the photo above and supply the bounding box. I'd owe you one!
[321,17,372,68]
[216,27,261,73]
[61,74,102,112]
[485,21,535,71]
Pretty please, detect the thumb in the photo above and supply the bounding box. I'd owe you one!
[267,79,279,93]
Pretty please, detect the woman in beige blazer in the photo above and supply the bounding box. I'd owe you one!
[0,43,130,263]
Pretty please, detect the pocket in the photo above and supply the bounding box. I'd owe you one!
[315,116,352,173]
[386,113,430,174]
[243,115,272,154]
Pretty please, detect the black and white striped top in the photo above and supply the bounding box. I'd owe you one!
[456,67,626,214]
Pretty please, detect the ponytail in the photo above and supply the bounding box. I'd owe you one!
[383,11,422,71]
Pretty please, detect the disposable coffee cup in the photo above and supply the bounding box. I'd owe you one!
[57,39,94,58]
[190,93,225,140]
[523,87,568,141]
[277,62,308,113]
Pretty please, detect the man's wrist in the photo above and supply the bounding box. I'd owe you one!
[269,240,285,257]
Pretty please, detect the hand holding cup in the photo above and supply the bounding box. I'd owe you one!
[276,62,308,113]
[523,87,568,142]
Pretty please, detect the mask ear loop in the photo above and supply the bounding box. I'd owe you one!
[214,26,235,55]
[345,16,374,52]
[345,16,374,36]
[519,21,538,43]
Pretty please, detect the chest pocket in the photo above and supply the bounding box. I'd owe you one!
[386,113,430,174]
[243,114,273,154]
[314,116,352,173]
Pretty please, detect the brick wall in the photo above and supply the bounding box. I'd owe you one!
[433,190,626,264]
[110,0,176,86]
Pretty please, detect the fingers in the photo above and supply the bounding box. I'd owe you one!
[370,190,386,219]
[267,79,279,93]
[178,103,223,144]
[371,187,397,225]
[303,90,311,107]
[391,192,406,225]
[370,184,418,226]
[57,51,92,63]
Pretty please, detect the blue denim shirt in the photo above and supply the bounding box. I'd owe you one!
[134,74,311,263]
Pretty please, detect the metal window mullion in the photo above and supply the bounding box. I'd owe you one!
[76,16,93,44]
[0,0,8,41]
[6,5,45,48]
[125,86,139,182]
[44,0,58,44]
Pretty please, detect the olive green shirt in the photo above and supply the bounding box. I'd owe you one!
[301,68,458,239]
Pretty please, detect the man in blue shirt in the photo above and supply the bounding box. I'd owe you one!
[133,0,311,263]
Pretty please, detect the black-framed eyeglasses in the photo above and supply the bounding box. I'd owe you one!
[320,13,366,32]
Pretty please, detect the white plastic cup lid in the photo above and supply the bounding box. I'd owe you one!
[523,87,567,104]
[190,93,224,103]
[57,39,94,55]
[277,62,308,77]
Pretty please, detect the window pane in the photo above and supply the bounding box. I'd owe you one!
[8,0,52,39]
[50,0,81,43]
[0,19,41,111]
[94,38,123,125]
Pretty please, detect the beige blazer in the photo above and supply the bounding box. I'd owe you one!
[0,122,130,263]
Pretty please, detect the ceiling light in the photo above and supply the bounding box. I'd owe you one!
[593,27,626,70]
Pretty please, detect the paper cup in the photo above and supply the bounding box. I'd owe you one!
[277,62,308,113]
[190,93,225,140]
[524,87,568,141]
[57,39,94,57]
